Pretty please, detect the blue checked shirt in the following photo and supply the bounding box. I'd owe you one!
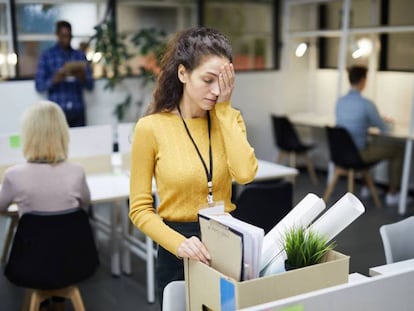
[35,44,94,112]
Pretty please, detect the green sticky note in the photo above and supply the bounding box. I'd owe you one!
[9,135,21,149]
[279,305,304,311]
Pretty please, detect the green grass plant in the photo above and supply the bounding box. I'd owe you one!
[284,226,336,269]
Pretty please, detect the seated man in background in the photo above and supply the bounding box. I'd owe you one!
[336,65,404,206]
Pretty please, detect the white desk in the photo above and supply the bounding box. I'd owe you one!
[369,258,414,276]
[290,111,413,215]
[255,159,298,181]
[86,173,156,303]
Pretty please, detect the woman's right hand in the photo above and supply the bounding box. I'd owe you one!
[177,236,211,265]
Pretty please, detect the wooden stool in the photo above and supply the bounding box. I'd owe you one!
[22,285,85,311]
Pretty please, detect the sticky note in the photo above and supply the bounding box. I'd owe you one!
[280,304,304,311]
[9,135,21,149]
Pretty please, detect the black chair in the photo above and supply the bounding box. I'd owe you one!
[324,126,381,207]
[5,208,99,311]
[232,181,293,234]
[271,115,318,185]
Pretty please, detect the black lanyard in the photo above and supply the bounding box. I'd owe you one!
[177,106,214,204]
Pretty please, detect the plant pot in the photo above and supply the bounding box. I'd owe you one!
[284,260,299,271]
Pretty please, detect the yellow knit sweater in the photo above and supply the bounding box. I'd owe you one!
[129,101,258,255]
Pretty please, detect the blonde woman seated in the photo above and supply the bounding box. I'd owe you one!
[0,100,90,215]
[0,100,90,310]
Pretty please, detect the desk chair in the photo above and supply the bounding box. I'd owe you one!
[162,280,186,311]
[4,208,99,311]
[324,126,381,207]
[271,115,318,185]
[232,181,293,234]
[380,216,414,264]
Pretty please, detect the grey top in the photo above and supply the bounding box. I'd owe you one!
[0,161,90,216]
[336,89,389,150]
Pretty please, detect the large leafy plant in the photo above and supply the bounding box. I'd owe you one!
[91,17,166,121]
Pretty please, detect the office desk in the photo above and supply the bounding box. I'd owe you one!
[290,112,413,214]
[369,258,414,276]
[255,159,298,181]
[86,173,157,303]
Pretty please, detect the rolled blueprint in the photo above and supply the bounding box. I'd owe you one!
[307,192,365,243]
[260,193,325,272]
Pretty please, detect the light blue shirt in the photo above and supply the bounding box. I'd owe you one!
[336,89,389,150]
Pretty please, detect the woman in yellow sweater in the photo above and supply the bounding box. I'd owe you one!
[129,27,258,304]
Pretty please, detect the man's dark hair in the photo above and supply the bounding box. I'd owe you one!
[56,20,72,34]
[348,65,367,85]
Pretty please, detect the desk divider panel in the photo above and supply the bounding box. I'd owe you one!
[68,124,112,158]
[0,133,25,166]
[118,122,135,171]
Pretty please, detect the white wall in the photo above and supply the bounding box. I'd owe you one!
[232,71,283,162]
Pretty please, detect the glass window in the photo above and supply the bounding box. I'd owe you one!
[388,0,414,26]
[386,33,414,71]
[117,4,196,35]
[17,40,54,78]
[319,0,380,30]
[319,35,377,69]
[290,3,319,32]
[318,0,414,71]
[0,3,7,35]
[204,0,276,70]
[13,2,104,78]
[16,3,98,36]
[115,1,197,78]
[0,41,9,78]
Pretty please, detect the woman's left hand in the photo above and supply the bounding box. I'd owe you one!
[217,63,235,104]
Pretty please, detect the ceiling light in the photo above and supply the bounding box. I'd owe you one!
[295,42,308,58]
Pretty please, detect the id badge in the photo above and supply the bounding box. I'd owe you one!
[199,201,226,216]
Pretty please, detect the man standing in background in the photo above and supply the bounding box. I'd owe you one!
[35,20,94,127]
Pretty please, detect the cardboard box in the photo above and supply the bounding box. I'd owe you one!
[184,250,349,310]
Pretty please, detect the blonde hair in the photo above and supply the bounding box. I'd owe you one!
[21,101,69,163]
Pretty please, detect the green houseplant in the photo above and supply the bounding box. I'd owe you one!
[284,226,336,271]
[91,16,166,121]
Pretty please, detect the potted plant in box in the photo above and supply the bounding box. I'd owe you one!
[284,226,336,271]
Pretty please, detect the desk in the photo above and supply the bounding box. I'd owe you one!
[86,173,156,303]
[290,112,412,214]
[369,258,414,276]
[255,159,298,181]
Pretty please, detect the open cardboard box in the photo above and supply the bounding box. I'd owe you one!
[184,250,349,310]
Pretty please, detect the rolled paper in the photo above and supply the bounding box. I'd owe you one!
[260,253,286,277]
[260,193,325,271]
[307,192,365,243]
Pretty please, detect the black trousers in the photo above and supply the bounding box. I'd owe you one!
[64,109,86,127]
[156,221,200,308]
